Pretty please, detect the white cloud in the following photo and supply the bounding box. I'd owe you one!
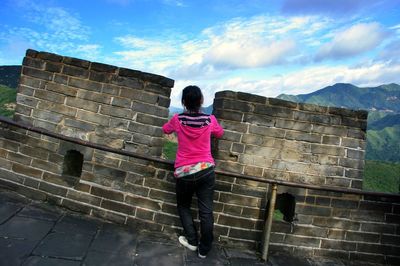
[0,0,95,63]
[315,22,388,61]
[169,60,400,107]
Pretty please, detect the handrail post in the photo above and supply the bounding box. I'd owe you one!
[262,183,278,261]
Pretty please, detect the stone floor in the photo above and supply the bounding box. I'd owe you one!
[0,187,383,266]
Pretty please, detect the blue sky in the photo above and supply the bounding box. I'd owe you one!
[1,0,400,107]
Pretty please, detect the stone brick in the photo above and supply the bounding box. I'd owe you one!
[358,201,392,212]
[23,57,45,69]
[311,144,345,156]
[64,119,96,131]
[15,104,32,116]
[125,194,162,211]
[229,228,261,241]
[136,113,167,127]
[214,98,254,112]
[154,213,180,226]
[37,101,76,117]
[68,77,102,92]
[345,231,380,242]
[327,229,346,240]
[32,158,61,173]
[218,214,256,229]
[93,164,126,180]
[89,62,117,73]
[285,131,321,143]
[26,49,39,57]
[37,51,63,62]
[62,65,89,78]
[217,161,244,174]
[220,130,242,142]
[111,96,131,108]
[132,101,168,117]
[219,120,248,133]
[296,205,331,217]
[111,76,143,89]
[284,235,320,247]
[65,190,101,206]
[135,208,155,221]
[102,84,120,95]
[350,253,386,265]
[331,199,359,209]
[91,209,126,224]
[243,114,275,127]
[77,90,112,104]
[249,125,285,139]
[298,102,328,113]
[219,192,259,207]
[77,110,110,126]
[254,105,292,119]
[293,111,335,125]
[128,122,162,136]
[44,62,63,73]
[268,98,297,108]
[149,189,176,203]
[243,165,263,177]
[214,109,243,122]
[22,67,53,81]
[157,96,171,108]
[34,89,65,104]
[321,135,340,145]
[312,125,347,137]
[360,222,396,234]
[20,75,41,88]
[313,217,360,230]
[236,92,265,103]
[32,109,63,123]
[91,186,124,201]
[144,83,171,97]
[62,56,90,68]
[45,83,77,96]
[99,105,133,119]
[339,158,364,169]
[12,163,43,178]
[39,181,67,196]
[381,234,400,245]
[101,199,135,215]
[54,74,69,85]
[89,71,113,83]
[313,249,350,260]
[275,119,311,132]
[385,214,400,224]
[346,149,364,160]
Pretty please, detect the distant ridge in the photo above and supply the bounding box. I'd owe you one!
[278,83,400,113]
[0,66,21,89]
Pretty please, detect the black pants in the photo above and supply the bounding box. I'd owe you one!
[176,167,215,255]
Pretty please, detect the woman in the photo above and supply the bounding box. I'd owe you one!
[162,85,224,258]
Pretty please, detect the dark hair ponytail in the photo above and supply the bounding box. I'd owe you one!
[181,85,203,112]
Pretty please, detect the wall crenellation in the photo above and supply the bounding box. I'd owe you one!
[17,49,173,156]
[0,49,399,265]
[212,90,368,190]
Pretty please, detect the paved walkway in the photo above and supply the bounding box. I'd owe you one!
[0,187,377,266]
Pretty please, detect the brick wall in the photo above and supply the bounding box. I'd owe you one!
[212,90,367,190]
[16,49,173,156]
[0,50,399,265]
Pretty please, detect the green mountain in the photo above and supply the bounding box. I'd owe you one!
[0,84,17,117]
[278,83,400,163]
[0,66,21,89]
[278,83,400,112]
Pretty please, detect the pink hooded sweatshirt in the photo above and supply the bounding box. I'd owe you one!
[162,114,224,168]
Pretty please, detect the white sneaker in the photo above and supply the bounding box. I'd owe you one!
[198,250,206,259]
[178,236,197,251]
